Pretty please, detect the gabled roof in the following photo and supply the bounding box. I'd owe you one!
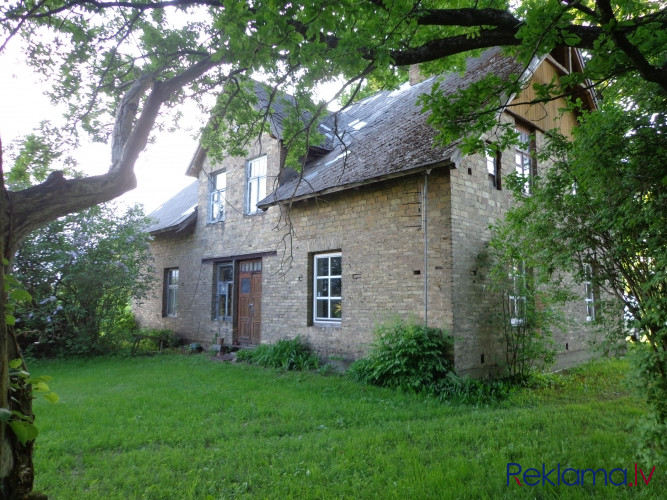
[258,47,524,208]
[186,80,298,178]
[146,180,198,235]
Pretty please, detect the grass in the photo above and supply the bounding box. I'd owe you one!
[28,355,663,499]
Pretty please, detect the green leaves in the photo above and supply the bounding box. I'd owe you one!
[13,202,156,357]
[9,418,39,446]
[348,318,454,394]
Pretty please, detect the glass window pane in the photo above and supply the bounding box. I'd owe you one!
[169,269,179,285]
[226,283,233,317]
[218,295,227,318]
[249,180,258,211]
[317,278,329,297]
[331,299,341,319]
[241,277,251,294]
[522,155,531,174]
[250,157,267,177]
[316,299,328,319]
[168,289,177,315]
[331,278,341,297]
[220,265,233,281]
[257,176,266,201]
[330,257,341,276]
[215,172,226,190]
[316,257,329,277]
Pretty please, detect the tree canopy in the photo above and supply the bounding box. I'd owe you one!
[1,0,666,251]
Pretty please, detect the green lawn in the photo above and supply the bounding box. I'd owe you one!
[29,355,663,499]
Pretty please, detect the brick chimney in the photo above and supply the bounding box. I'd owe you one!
[409,64,425,86]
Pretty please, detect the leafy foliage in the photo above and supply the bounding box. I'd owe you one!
[235,337,320,371]
[13,203,156,357]
[5,358,57,446]
[348,318,454,393]
[484,247,566,381]
[491,84,667,462]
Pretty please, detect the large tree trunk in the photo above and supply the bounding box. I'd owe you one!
[0,55,229,499]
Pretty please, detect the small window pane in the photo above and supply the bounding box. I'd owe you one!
[215,172,226,190]
[330,257,342,275]
[317,257,329,276]
[317,278,329,297]
[241,277,251,294]
[217,294,226,318]
[331,300,341,319]
[316,299,328,318]
[169,269,179,285]
[220,265,233,281]
[331,278,341,297]
[250,157,267,177]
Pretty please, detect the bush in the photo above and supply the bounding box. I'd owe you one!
[348,318,454,393]
[235,337,320,371]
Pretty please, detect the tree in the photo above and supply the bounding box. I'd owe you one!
[1,0,666,496]
[13,203,155,357]
[490,84,667,461]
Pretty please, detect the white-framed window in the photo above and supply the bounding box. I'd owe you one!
[164,268,179,317]
[486,149,501,190]
[584,264,595,322]
[509,261,527,326]
[314,252,342,323]
[246,155,267,214]
[209,171,226,223]
[215,263,233,321]
[515,127,533,195]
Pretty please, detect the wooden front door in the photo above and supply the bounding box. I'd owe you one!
[238,260,262,345]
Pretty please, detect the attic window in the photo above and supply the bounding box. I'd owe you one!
[246,155,267,215]
[208,171,226,223]
[486,150,501,190]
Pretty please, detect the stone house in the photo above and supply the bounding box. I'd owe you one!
[134,47,597,376]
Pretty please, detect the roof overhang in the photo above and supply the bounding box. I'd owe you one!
[258,158,456,209]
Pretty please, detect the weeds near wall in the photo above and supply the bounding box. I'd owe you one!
[236,336,320,371]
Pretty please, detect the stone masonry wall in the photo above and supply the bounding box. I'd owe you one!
[449,117,598,376]
[136,135,454,359]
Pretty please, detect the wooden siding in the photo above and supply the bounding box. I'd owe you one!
[511,59,579,137]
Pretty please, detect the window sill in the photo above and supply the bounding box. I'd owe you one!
[312,320,342,327]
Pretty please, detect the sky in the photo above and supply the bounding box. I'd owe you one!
[0,46,201,215]
[0,43,344,216]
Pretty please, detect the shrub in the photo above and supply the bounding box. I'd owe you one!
[348,318,454,393]
[235,337,320,371]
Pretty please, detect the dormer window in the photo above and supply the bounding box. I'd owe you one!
[209,171,226,223]
[246,155,267,214]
